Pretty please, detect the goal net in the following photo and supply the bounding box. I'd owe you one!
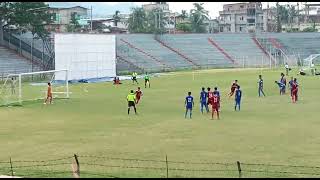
[301,54,320,74]
[0,69,69,106]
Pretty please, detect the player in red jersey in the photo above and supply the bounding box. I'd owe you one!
[207,87,213,110]
[211,91,220,120]
[135,87,143,104]
[228,80,238,98]
[291,78,299,103]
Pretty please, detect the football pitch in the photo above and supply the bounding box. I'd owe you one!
[1,68,320,178]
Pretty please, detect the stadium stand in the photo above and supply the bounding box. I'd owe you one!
[211,33,270,67]
[258,32,320,59]
[117,34,193,70]
[0,45,35,75]
[158,34,234,68]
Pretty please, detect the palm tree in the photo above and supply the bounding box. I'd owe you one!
[146,8,168,34]
[190,3,209,33]
[113,10,120,27]
[181,10,188,20]
[127,7,147,33]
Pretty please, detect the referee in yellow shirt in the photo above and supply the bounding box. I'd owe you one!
[127,90,137,115]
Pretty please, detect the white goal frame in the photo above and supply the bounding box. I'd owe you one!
[1,69,69,105]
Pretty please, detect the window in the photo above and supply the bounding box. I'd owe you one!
[228,27,231,31]
[230,16,231,21]
[247,19,255,24]
[240,26,243,31]
[240,5,244,8]
[240,16,244,21]
[220,27,223,32]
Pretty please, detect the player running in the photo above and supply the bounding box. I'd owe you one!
[258,75,266,97]
[135,87,143,104]
[234,86,242,111]
[132,71,139,85]
[127,90,137,115]
[275,80,286,95]
[44,82,53,105]
[291,78,299,103]
[184,92,194,119]
[211,91,220,120]
[229,80,238,98]
[144,72,150,88]
[213,87,221,111]
[200,87,209,114]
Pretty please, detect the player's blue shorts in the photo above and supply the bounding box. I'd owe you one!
[201,101,207,106]
[235,99,241,105]
[186,104,193,110]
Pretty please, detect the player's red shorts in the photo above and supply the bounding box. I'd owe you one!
[212,104,219,111]
[47,93,52,98]
[208,98,213,105]
[136,95,141,100]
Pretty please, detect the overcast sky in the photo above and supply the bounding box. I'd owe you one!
[48,2,320,19]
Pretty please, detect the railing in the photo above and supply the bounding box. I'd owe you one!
[2,31,54,71]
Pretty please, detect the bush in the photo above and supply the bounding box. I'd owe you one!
[302,27,318,32]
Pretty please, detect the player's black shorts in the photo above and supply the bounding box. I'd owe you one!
[128,101,135,107]
[132,77,137,81]
[145,79,149,83]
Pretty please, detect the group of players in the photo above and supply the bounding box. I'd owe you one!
[273,73,299,103]
[184,80,242,120]
[126,72,151,115]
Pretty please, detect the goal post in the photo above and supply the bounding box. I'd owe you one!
[0,69,70,106]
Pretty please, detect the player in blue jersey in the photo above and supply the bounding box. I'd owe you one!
[200,87,209,114]
[185,92,194,119]
[275,80,286,95]
[235,86,242,111]
[280,73,287,94]
[258,75,266,97]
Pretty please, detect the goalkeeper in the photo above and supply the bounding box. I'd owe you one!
[10,77,17,95]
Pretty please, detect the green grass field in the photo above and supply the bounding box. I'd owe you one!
[1,68,320,178]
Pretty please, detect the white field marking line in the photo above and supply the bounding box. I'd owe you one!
[0,175,21,178]
[162,68,270,76]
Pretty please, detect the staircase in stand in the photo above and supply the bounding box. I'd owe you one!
[252,37,275,64]
[154,38,200,67]
[268,38,283,49]
[207,37,236,64]
[120,38,171,69]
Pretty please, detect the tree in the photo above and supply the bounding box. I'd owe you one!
[113,10,120,27]
[287,4,298,31]
[4,2,52,39]
[67,12,81,33]
[146,8,168,34]
[127,7,148,33]
[189,3,209,33]
[180,10,188,20]
[176,23,192,32]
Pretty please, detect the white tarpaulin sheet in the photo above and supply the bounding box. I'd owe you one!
[54,33,116,80]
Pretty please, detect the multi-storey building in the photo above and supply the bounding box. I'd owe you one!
[218,2,264,33]
[47,6,89,33]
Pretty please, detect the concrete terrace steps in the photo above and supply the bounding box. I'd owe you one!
[117,34,192,69]
[0,45,39,75]
[159,35,232,67]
